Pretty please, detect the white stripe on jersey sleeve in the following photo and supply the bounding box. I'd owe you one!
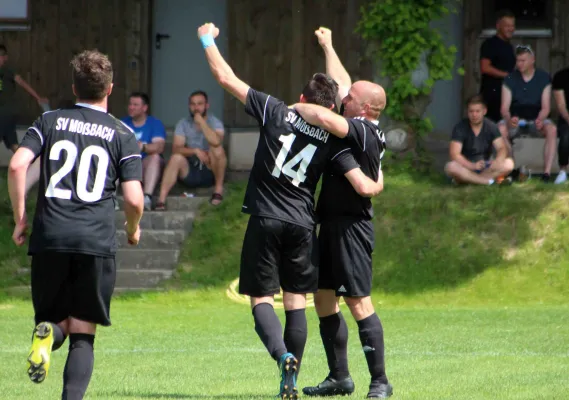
[119,120,135,133]
[29,126,44,146]
[119,154,142,164]
[331,147,350,160]
[262,95,271,126]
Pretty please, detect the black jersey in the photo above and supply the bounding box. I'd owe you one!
[317,117,385,220]
[242,89,352,229]
[19,103,142,256]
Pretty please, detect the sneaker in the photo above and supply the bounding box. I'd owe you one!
[27,322,55,384]
[278,353,299,399]
[554,170,567,184]
[542,173,551,183]
[144,194,152,211]
[367,382,393,398]
[303,375,355,397]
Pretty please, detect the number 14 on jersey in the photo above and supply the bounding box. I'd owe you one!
[271,133,317,187]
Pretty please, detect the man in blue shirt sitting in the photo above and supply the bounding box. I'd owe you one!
[121,92,166,209]
[498,45,557,182]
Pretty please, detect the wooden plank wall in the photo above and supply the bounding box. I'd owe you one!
[0,0,152,125]
[462,0,569,115]
[225,0,373,127]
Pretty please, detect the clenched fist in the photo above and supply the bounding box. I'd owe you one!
[197,23,220,39]
[315,27,332,48]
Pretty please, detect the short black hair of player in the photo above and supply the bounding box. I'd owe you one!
[70,50,113,101]
[301,73,339,108]
[130,91,150,105]
[496,9,515,21]
[189,90,208,103]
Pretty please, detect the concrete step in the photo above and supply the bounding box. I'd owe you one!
[115,249,179,270]
[115,269,173,288]
[115,211,195,230]
[116,196,207,211]
[116,229,187,249]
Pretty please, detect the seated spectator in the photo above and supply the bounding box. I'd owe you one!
[498,45,556,182]
[552,67,569,184]
[121,92,166,210]
[445,95,514,185]
[156,90,227,208]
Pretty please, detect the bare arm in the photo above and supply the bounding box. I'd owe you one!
[198,24,250,104]
[344,168,383,198]
[14,75,43,102]
[480,59,509,79]
[121,180,144,233]
[537,84,552,121]
[171,134,201,157]
[316,27,351,104]
[142,138,165,155]
[554,90,569,124]
[500,85,512,121]
[195,116,224,147]
[449,141,476,171]
[492,137,508,161]
[8,147,36,225]
[294,103,349,138]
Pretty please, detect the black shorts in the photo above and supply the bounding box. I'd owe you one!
[179,159,214,188]
[239,216,318,297]
[0,113,18,150]
[318,217,374,297]
[31,252,116,326]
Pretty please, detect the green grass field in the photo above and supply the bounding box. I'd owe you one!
[1,167,568,399]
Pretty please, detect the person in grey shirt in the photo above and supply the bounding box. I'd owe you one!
[156,90,227,208]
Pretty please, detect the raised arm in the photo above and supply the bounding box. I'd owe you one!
[198,23,250,105]
[315,27,351,104]
[293,103,349,138]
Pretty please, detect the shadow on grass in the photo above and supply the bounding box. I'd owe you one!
[169,173,563,296]
[101,391,271,399]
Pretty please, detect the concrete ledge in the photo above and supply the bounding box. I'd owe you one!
[513,138,559,174]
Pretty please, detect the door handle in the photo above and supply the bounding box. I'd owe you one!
[155,33,171,49]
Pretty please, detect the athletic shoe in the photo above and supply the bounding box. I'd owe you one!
[278,353,299,399]
[555,170,567,184]
[303,375,355,397]
[367,382,393,398]
[27,322,55,384]
[144,194,152,211]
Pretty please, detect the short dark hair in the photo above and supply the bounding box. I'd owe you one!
[496,9,515,21]
[130,91,150,105]
[302,73,338,108]
[189,90,208,103]
[70,50,113,101]
[466,94,486,108]
[0,45,7,56]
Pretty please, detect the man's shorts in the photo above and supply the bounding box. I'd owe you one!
[239,215,318,297]
[498,119,553,138]
[318,217,375,297]
[0,113,18,150]
[179,158,214,188]
[31,252,116,326]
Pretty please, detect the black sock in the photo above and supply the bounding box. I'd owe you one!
[284,309,307,374]
[62,334,95,400]
[252,303,287,362]
[319,312,349,381]
[357,313,388,384]
[49,322,66,351]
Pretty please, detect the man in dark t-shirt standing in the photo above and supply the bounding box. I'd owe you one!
[445,95,513,185]
[552,67,569,184]
[479,9,516,122]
